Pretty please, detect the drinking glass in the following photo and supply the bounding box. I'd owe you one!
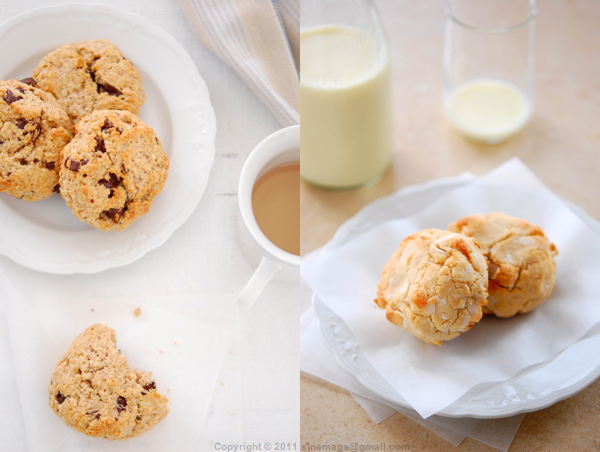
[443,0,537,144]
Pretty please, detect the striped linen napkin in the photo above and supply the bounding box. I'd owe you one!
[180,0,300,127]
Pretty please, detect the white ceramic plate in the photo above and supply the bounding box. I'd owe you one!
[0,4,215,274]
[314,176,600,418]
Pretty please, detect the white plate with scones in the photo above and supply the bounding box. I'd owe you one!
[0,4,215,274]
[310,163,600,418]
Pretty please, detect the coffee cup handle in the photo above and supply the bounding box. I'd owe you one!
[236,256,282,309]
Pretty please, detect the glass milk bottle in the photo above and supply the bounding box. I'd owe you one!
[443,0,537,144]
[300,0,393,189]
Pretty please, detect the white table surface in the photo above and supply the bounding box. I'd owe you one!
[0,0,299,449]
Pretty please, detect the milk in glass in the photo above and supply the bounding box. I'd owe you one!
[446,79,531,143]
[300,26,393,188]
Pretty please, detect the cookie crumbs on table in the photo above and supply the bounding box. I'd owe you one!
[134,308,141,317]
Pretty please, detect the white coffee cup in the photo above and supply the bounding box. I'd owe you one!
[236,125,300,308]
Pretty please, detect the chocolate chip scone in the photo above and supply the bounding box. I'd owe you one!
[49,324,169,440]
[33,39,145,123]
[59,110,168,231]
[375,229,488,345]
[0,78,72,201]
[448,212,558,318]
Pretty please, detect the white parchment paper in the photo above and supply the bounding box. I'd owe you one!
[303,158,600,418]
[1,270,231,452]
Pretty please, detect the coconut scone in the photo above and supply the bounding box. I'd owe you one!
[49,324,169,440]
[375,229,489,346]
[59,110,169,231]
[0,78,72,201]
[448,212,558,318]
[33,39,145,123]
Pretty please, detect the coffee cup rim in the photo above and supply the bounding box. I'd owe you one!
[238,125,301,267]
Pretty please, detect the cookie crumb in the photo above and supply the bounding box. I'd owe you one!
[173,341,178,345]
[230,411,235,415]
[133,308,141,317]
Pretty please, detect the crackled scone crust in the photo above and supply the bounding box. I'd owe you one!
[448,212,558,318]
[49,324,169,440]
[375,229,488,345]
[59,110,169,231]
[0,79,72,201]
[33,39,145,123]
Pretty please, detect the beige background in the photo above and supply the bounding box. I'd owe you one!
[300,0,600,450]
